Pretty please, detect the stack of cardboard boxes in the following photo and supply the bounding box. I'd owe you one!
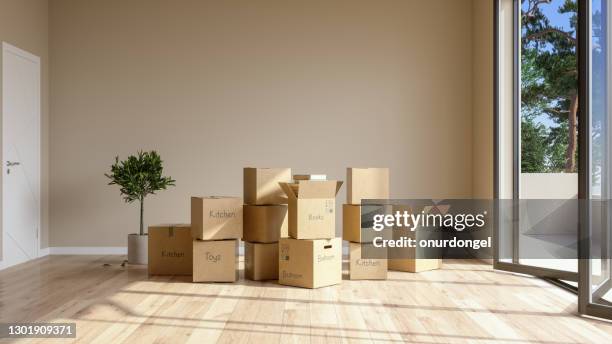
[191,196,242,282]
[147,196,243,281]
[278,175,343,288]
[243,168,292,281]
[146,166,437,286]
[343,168,390,280]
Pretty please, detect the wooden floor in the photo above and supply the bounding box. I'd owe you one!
[1,256,612,344]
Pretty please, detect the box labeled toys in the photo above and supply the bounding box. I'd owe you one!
[191,196,243,240]
[192,239,239,282]
[245,242,279,281]
[148,224,193,276]
[346,168,389,204]
[243,204,288,243]
[348,242,387,280]
[278,237,342,288]
[279,180,343,240]
[244,168,292,205]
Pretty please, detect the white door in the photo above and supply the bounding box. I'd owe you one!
[1,42,41,269]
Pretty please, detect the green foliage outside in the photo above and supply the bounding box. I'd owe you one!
[521,0,578,173]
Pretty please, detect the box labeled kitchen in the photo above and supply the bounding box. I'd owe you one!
[348,242,387,280]
[244,167,292,205]
[192,239,239,282]
[343,204,393,243]
[148,224,193,276]
[191,196,243,240]
[244,242,278,281]
[278,237,342,288]
[346,168,389,204]
[243,204,288,243]
[279,180,343,240]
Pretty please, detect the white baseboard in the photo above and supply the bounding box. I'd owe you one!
[0,247,50,271]
[49,247,127,255]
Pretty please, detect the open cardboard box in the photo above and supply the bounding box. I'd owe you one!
[279,180,343,240]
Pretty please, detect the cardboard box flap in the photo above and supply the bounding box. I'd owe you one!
[279,182,297,200]
[294,180,343,199]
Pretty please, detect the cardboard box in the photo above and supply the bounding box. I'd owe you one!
[278,237,342,288]
[387,204,442,272]
[388,259,441,272]
[346,168,389,204]
[193,239,239,282]
[245,242,278,281]
[191,196,243,240]
[148,224,193,275]
[349,242,387,280]
[279,180,343,240]
[243,205,288,243]
[244,168,292,205]
[343,204,393,243]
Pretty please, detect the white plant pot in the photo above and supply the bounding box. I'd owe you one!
[128,234,148,265]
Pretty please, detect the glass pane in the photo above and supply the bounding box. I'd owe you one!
[590,0,612,306]
[519,0,579,271]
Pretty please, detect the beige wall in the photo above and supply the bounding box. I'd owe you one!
[0,0,49,257]
[49,0,476,247]
[471,0,494,199]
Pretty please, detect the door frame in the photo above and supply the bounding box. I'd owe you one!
[493,0,579,282]
[577,0,612,319]
[1,41,41,269]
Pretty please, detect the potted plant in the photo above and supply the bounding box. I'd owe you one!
[105,150,175,264]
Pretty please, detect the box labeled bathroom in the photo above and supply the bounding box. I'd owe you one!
[244,242,278,281]
[342,204,393,243]
[243,204,288,243]
[346,168,389,204]
[279,180,343,240]
[278,237,342,288]
[349,242,387,280]
[244,167,292,205]
[148,224,193,276]
[192,239,239,282]
[191,196,243,240]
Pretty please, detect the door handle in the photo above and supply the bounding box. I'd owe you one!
[6,161,20,175]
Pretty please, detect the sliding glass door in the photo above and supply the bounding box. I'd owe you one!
[496,0,612,320]
[578,0,612,318]
[495,0,579,283]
